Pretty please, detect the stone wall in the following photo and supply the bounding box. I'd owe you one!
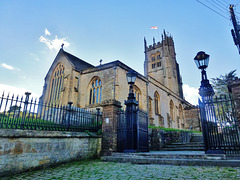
[149,128,192,151]
[184,106,201,132]
[0,129,101,177]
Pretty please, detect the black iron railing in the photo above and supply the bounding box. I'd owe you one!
[0,92,102,132]
[199,94,240,154]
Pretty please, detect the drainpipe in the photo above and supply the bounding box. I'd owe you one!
[146,81,149,124]
[113,66,117,100]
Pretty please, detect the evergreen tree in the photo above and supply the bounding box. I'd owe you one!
[211,70,237,96]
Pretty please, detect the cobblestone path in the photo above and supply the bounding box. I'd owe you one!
[5,160,240,180]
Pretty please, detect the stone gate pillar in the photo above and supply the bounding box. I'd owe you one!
[101,99,122,155]
[228,77,240,123]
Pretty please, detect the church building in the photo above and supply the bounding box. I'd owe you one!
[40,31,194,129]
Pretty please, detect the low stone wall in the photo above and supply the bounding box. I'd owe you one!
[0,129,101,177]
[149,128,192,151]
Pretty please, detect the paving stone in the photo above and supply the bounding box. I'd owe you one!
[3,160,240,180]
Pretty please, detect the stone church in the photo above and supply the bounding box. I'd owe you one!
[40,31,196,129]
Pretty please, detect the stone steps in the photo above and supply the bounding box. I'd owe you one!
[166,142,204,147]
[161,142,205,151]
[191,133,203,142]
[162,142,204,151]
[161,147,204,151]
[101,152,240,167]
[160,133,204,151]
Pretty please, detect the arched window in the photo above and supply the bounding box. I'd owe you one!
[179,104,184,128]
[89,77,102,105]
[170,100,174,120]
[133,85,141,103]
[154,91,160,115]
[49,64,64,104]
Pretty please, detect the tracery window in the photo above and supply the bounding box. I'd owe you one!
[89,77,102,105]
[49,64,64,104]
[154,91,160,115]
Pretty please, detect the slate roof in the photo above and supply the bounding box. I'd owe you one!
[62,49,95,71]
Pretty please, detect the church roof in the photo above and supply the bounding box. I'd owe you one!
[62,49,95,71]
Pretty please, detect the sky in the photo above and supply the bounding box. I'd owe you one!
[0,0,239,105]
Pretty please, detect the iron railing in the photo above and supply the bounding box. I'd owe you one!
[199,94,240,154]
[0,92,102,132]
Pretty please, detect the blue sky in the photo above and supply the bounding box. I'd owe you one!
[0,0,239,105]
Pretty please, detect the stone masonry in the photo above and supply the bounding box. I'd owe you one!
[184,106,201,132]
[101,99,122,155]
[0,129,101,177]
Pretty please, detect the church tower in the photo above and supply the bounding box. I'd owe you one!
[144,30,183,98]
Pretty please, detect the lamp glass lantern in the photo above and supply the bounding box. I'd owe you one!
[126,70,137,85]
[194,51,210,70]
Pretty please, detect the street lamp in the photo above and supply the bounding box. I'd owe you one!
[126,70,137,94]
[194,51,214,101]
[124,70,138,152]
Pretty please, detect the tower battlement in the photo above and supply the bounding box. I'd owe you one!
[145,31,175,52]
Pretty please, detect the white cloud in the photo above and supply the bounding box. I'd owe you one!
[1,63,14,70]
[45,28,51,36]
[0,84,39,99]
[0,84,40,113]
[39,29,70,51]
[183,84,200,105]
[1,63,21,71]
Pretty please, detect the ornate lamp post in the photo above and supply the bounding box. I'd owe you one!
[194,51,214,101]
[194,51,222,154]
[125,70,138,152]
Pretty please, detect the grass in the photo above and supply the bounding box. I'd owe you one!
[0,116,101,132]
[148,126,201,133]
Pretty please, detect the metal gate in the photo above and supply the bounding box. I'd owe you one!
[199,95,240,154]
[117,109,149,152]
[117,110,127,152]
[137,110,149,152]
